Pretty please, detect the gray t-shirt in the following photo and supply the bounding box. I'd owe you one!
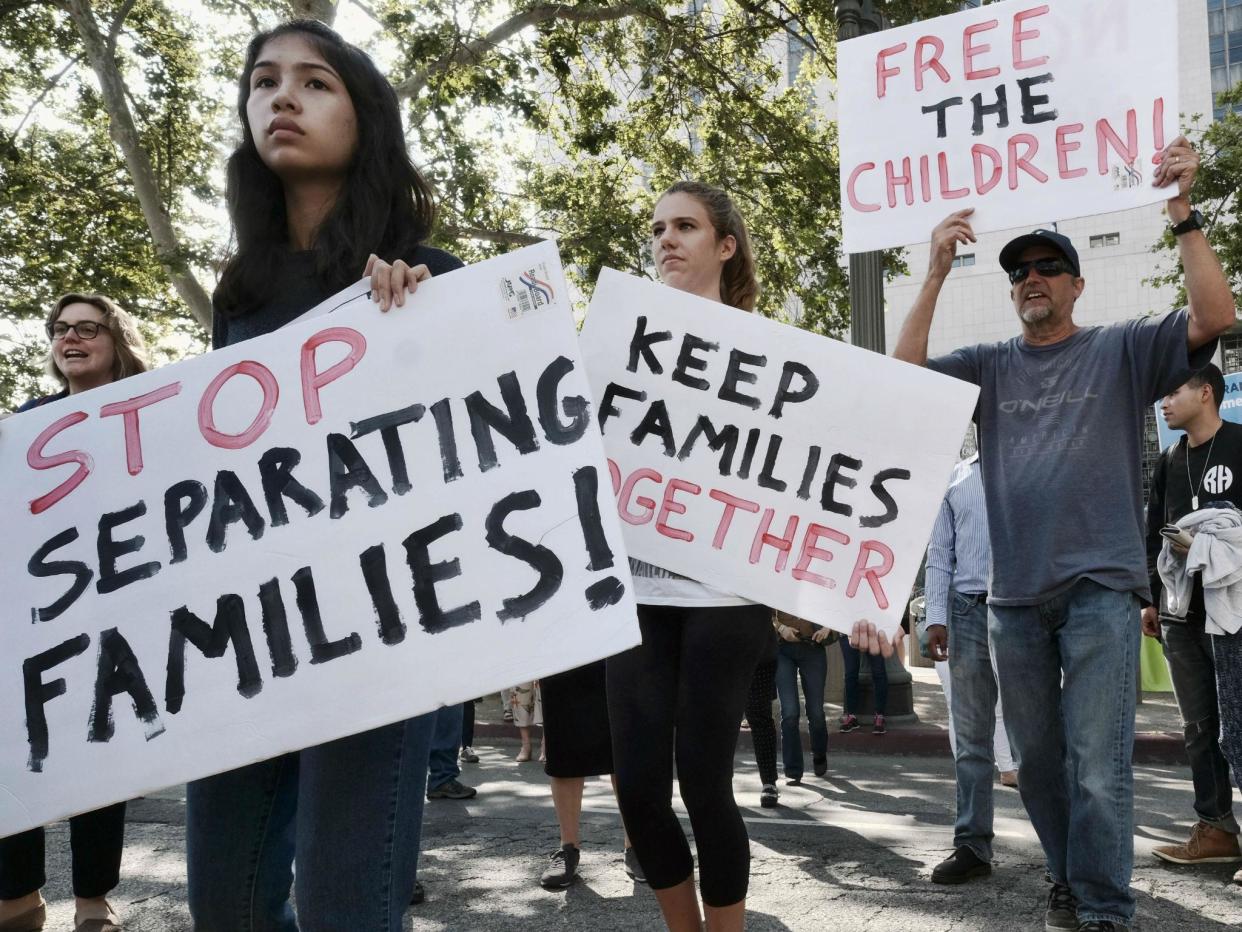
[929,309,1215,606]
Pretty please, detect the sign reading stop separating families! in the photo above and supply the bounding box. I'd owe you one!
[0,242,640,837]
[579,269,979,637]
[838,0,1179,253]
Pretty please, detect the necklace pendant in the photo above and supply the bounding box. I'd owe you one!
[1193,495,1199,510]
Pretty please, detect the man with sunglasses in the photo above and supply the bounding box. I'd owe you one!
[893,135,1237,932]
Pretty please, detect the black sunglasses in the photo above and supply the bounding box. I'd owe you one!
[47,320,103,341]
[1008,257,1075,285]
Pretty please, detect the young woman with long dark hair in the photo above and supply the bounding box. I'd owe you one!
[185,20,461,932]
[605,181,773,932]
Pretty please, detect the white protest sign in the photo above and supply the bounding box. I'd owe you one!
[0,242,639,837]
[578,269,979,636]
[838,0,1179,253]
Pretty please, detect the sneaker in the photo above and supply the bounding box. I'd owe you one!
[999,770,1018,788]
[427,778,477,800]
[624,846,647,884]
[410,879,425,905]
[760,784,779,808]
[872,713,886,735]
[840,714,859,733]
[813,754,828,777]
[1076,923,1125,931]
[1044,882,1078,932]
[930,846,991,884]
[1152,821,1242,864]
[1234,867,1242,885]
[540,844,580,889]
[503,708,514,722]
[459,746,479,763]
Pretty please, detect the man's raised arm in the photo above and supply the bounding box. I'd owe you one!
[1155,136,1237,351]
[893,209,976,365]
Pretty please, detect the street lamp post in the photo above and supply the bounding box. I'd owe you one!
[834,1,916,720]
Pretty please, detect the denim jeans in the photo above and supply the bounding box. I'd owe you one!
[947,590,999,862]
[775,641,828,780]
[428,703,464,791]
[988,579,1138,927]
[1212,628,1242,803]
[185,712,436,932]
[1161,619,1239,833]
[839,637,887,715]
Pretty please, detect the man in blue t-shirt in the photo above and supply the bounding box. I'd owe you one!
[892,135,1236,932]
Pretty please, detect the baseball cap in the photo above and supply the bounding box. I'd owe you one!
[998,229,1081,277]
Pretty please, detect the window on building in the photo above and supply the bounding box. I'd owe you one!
[950,253,976,268]
[1208,0,1242,119]
[1089,232,1121,248]
[1221,330,1242,373]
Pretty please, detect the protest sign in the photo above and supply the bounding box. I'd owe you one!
[0,242,639,837]
[838,0,1179,253]
[578,269,979,636]
[1154,370,1242,449]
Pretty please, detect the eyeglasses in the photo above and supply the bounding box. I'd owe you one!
[47,320,104,341]
[1008,258,1074,285]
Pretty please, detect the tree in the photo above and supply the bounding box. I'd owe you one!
[0,0,958,410]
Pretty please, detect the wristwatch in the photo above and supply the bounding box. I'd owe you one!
[1170,209,1205,236]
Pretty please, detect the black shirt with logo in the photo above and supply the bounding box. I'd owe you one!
[1146,420,1242,623]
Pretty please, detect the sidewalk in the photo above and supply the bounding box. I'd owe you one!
[477,666,1188,763]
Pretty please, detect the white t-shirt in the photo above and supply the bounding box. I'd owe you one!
[630,558,753,607]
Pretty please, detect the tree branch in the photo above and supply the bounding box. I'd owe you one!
[14,54,82,137]
[394,2,664,100]
[440,224,547,247]
[106,0,138,56]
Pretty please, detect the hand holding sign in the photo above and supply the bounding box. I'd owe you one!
[364,254,432,311]
[1153,135,1200,211]
[849,618,906,659]
[929,208,978,280]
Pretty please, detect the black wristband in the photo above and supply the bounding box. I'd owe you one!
[1171,209,1204,236]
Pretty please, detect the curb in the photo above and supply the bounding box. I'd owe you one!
[472,721,1188,766]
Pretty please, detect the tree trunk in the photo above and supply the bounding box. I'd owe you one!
[63,0,214,329]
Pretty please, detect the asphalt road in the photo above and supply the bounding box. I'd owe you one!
[30,744,1242,930]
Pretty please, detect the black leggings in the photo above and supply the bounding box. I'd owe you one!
[0,803,126,899]
[607,603,771,907]
[745,659,778,787]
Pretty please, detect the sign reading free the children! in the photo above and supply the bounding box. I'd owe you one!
[837,0,1179,253]
[0,242,640,837]
[579,269,979,637]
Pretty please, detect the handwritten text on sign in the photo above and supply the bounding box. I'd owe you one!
[579,270,978,635]
[838,0,1179,252]
[0,242,639,837]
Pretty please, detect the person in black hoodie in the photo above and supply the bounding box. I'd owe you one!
[1144,364,1242,871]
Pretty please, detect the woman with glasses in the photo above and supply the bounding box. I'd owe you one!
[0,293,150,932]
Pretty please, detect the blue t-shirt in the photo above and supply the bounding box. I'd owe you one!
[929,309,1216,606]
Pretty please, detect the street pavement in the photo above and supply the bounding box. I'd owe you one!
[32,741,1242,931]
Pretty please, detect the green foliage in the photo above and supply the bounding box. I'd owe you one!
[1149,84,1242,307]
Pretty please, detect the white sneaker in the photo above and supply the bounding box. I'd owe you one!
[459,746,479,763]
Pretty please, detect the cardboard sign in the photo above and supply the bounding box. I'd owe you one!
[838,0,1179,252]
[1154,370,1242,449]
[0,242,639,837]
[578,269,979,635]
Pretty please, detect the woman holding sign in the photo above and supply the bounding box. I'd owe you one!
[0,293,150,932]
[185,20,461,932]
[606,181,774,932]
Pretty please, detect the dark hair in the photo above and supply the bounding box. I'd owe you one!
[45,293,151,386]
[1186,363,1226,410]
[660,181,760,312]
[215,19,436,318]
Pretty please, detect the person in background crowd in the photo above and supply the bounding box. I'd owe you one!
[510,681,544,763]
[536,662,644,889]
[0,293,150,932]
[773,611,833,785]
[893,135,1235,931]
[459,700,480,765]
[925,454,1017,887]
[1144,365,1242,874]
[606,181,772,932]
[185,20,461,931]
[743,625,781,808]
[426,704,477,800]
[839,636,888,736]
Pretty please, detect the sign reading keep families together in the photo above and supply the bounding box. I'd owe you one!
[838,0,1179,252]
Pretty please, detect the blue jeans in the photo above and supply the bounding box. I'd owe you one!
[185,712,436,932]
[947,591,999,861]
[839,637,887,715]
[988,579,1138,927]
[775,641,828,780]
[428,703,463,791]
